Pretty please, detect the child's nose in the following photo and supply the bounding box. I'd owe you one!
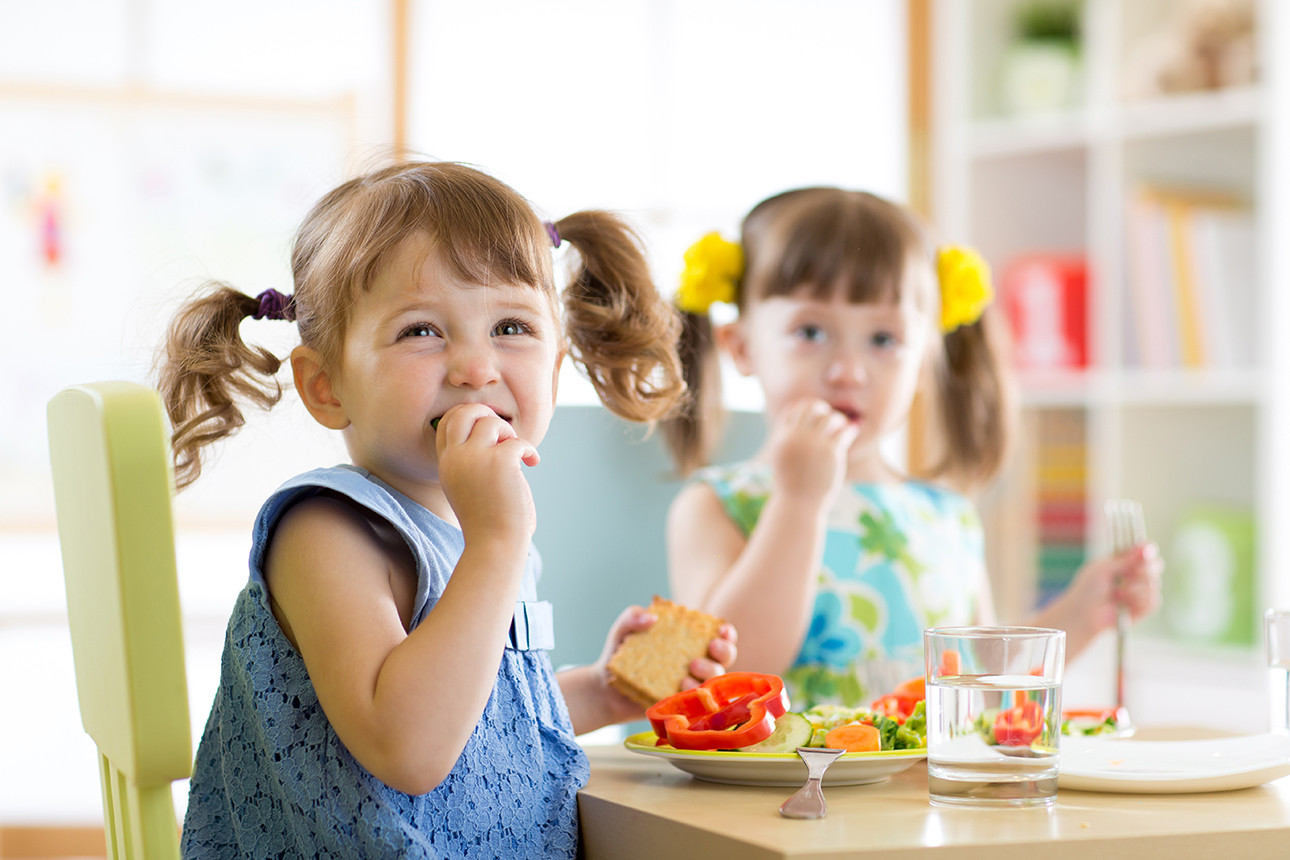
[446,342,500,388]
[825,349,867,385]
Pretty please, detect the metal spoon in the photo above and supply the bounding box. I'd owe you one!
[779,747,844,819]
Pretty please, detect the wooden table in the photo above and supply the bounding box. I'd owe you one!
[577,729,1290,859]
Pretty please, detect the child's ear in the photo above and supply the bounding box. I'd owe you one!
[715,321,755,376]
[291,345,350,430]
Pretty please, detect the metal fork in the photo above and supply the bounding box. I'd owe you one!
[1104,499,1146,723]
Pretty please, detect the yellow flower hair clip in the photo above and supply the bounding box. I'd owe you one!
[937,245,994,333]
[676,231,743,315]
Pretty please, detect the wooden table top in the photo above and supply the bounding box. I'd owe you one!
[577,728,1290,860]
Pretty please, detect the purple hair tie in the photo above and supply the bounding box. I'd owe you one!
[252,289,296,321]
[543,221,562,249]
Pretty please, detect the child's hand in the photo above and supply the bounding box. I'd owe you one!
[434,403,540,543]
[766,398,859,503]
[1066,542,1164,630]
[593,605,739,722]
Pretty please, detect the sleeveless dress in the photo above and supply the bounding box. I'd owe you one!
[181,465,588,860]
[697,462,985,710]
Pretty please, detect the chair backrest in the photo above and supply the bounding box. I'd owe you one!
[526,404,763,670]
[47,381,190,860]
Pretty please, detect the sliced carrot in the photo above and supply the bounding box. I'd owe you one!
[824,722,881,752]
[939,649,961,676]
[891,676,926,700]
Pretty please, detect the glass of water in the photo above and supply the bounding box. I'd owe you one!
[924,626,1065,807]
[1266,610,1290,734]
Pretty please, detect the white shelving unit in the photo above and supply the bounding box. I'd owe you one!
[933,0,1288,727]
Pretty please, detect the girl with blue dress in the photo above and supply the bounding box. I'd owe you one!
[663,187,1160,709]
[158,161,736,858]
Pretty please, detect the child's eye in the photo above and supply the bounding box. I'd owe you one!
[795,324,827,343]
[400,323,437,339]
[494,318,532,337]
[872,331,901,349]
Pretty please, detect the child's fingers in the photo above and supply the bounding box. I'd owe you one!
[434,403,505,447]
[437,404,539,462]
[704,634,737,669]
[613,606,656,643]
[686,655,727,683]
[781,398,855,445]
[1112,543,1163,615]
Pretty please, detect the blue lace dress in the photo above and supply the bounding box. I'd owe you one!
[698,462,985,709]
[181,465,588,859]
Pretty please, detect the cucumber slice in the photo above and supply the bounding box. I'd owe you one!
[738,712,813,754]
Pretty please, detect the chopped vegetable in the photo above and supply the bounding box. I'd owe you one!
[892,677,926,699]
[994,698,1044,747]
[824,722,881,752]
[899,700,927,746]
[871,693,921,722]
[939,649,962,676]
[646,672,789,751]
[739,711,812,753]
[649,677,930,753]
[1061,707,1121,737]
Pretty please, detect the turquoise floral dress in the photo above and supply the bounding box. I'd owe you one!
[698,462,985,709]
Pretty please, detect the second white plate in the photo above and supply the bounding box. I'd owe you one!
[624,732,926,787]
[1058,732,1290,793]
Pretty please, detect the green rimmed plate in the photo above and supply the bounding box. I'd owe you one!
[624,732,926,787]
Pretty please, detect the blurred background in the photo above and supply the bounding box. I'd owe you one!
[2,0,1286,852]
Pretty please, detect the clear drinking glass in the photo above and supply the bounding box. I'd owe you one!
[1266,610,1290,734]
[924,626,1065,807]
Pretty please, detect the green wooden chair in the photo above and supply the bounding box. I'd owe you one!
[47,381,190,860]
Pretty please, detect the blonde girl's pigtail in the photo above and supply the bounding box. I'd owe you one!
[928,246,1015,491]
[554,211,686,425]
[157,284,295,490]
[659,232,743,475]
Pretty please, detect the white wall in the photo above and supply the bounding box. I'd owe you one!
[0,0,909,825]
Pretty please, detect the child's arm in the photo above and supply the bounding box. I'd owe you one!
[556,606,738,735]
[667,399,856,675]
[1023,543,1162,659]
[263,405,539,796]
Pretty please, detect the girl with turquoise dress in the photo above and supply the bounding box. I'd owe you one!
[158,161,736,858]
[663,187,1160,710]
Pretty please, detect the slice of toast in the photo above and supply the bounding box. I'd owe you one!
[607,596,724,708]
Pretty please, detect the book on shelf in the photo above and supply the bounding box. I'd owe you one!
[1002,255,1087,372]
[1123,185,1257,370]
[1032,410,1087,608]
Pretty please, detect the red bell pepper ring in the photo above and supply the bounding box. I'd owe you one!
[646,672,789,751]
[871,693,920,722]
[994,698,1044,747]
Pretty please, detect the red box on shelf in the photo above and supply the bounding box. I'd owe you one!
[1002,255,1088,370]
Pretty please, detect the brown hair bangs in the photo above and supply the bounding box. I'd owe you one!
[740,187,928,310]
[291,162,554,363]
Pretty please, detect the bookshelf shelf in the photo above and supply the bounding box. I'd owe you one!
[968,112,1092,157]
[934,0,1290,673]
[1018,367,1264,408]
[1116,85,1263,139]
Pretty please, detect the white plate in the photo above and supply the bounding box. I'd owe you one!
[1058,732,1290,794]
[623,732,926,787]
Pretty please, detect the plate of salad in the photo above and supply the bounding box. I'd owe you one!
[623,672,927,787]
